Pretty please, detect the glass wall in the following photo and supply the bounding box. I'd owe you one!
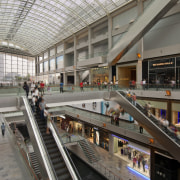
[0,52,35,84]
[44,51,48,59]
[49,59,55,71]
[44,61,48,72]
[56,55,64,69]
[40,63,43,73]
[50,48,55,57]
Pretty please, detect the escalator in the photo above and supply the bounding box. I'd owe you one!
[22,96,81,180]
[35,113,72,180]
[107,0,178,65]
[104,91,180,162]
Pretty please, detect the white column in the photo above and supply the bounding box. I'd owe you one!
[108,15,112,51]
[74,36,78,85]
[63,73,67,85]
[108,15,113,82]
[88,27,92,57]
[136,0,144,87]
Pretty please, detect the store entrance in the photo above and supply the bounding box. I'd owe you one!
[118,66,136,88]
[113,135,150,178]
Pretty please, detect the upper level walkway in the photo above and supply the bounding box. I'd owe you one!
[0,114,33,180]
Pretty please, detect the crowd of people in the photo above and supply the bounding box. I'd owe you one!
[24,81,53,134]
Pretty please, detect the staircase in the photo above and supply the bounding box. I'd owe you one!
[35,114,72,180]
[78,139,99,163]
[28,152,41,178]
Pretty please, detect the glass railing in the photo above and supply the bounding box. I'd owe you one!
[118,90,180,145]
[0,82,180,97]
[50,106,152,138]
[22,96,58,180]
[50,121,81,180]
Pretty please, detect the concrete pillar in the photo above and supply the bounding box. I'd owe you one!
[109,65,112,82]
[108,133,114,154]
[74,70,80,86]
[136,60,142,88]
[74,36,77,85]
[63,73,67,85]
[88,27,92,57]
[108,15,112,51]
[89,68,91,84]
[137,0,144,87]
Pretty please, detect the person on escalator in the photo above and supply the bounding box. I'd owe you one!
[132,93,136,106]
[46,112,53,134]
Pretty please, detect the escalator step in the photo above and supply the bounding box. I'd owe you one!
[56,167,68,176]
[54,163,65,169]
[57,173,71,180]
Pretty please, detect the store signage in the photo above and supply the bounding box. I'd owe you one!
[153,62,173,67]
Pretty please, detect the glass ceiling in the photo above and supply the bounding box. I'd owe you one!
[0,0,132,56]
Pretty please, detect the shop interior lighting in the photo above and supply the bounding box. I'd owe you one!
[127,144,150,155]
[111,134,128,142]
[127,166,150,180]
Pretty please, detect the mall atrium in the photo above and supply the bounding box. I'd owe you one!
[0,0,180,180]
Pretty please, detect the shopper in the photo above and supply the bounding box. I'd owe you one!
[30,81,35,95]
[1,122,5,137]
[142,158,146,172]
[139,126,143,134]
[23,81,29,97]
[133,156,137,168]
[46,112,52,134]
[80,81,84,92]
[32,95,36,113]
[60,82,63,93]
[132,93,136,106]
[39,99,46,120]
[40,81,45,95]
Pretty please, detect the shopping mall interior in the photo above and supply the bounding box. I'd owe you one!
[0,0,180,180]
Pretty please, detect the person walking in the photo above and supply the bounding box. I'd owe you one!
[60,82,63,93]
[80,81,84,92]
[1,122,5,137]
[23,81,29,97]
[40,81,45,95]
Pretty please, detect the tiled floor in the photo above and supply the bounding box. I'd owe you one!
[0,117,33,180]
[68,143,150,180]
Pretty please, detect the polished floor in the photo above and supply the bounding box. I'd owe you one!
[0,116,32,180]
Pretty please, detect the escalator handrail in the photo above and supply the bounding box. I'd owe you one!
[22,96,58,180]
[118,91,180,147]
[50,121,81,180]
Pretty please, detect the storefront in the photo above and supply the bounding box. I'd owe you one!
[90,66,109,84]
[117,64,136,88]
[142,56,180,88]
[112,134,150,178]
[85,125,109,151]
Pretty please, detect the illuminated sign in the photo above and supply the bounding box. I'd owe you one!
[153,62,173,67]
